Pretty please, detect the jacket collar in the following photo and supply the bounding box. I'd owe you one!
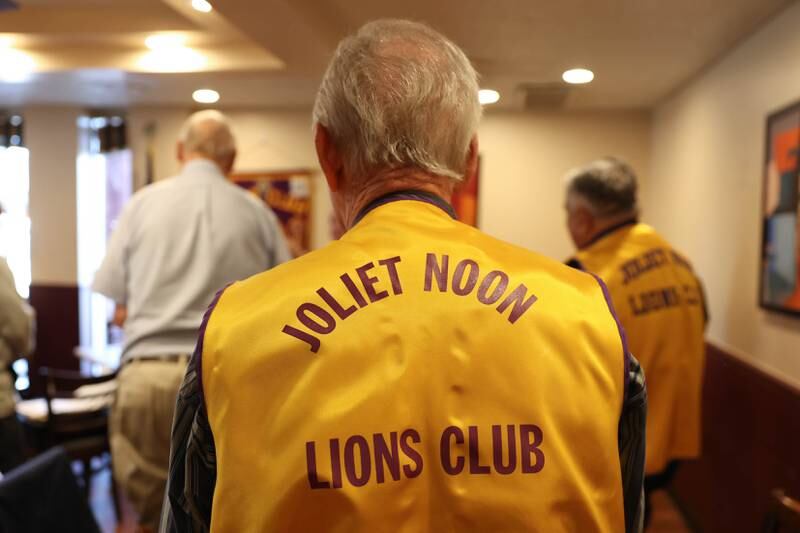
[582,217,638,250]
[352,189,457,227]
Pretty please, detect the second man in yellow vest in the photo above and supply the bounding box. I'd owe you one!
[565,157,707,527]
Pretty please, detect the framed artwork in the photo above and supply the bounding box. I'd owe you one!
[230,170,313,258]
[761,101,800,315]
[452,157,481,227]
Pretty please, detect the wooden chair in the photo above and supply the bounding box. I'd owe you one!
[763,489,800,533]
[16,367,120,522]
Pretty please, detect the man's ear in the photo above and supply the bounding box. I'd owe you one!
[221,150,237,175]
[176,141,185,164]
[315,125,344,192]
[578,206,596,235]
[463,136,479,183]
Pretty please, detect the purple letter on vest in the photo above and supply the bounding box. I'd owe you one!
[400,429,424,478]
[282,325,321,353]
[424,253,449,292]
[520,424,545,474]
[468,426,491,474]
[306,441,331,489]
[378,257,404,295]
[373,432,401,483]
[297,303,337,334]
[492,425,517,475]
[452,259,480,296]
[440,426,465,475]
[496,284,538,324]
[344,435,371,487]
[317,287,357,320]
[357,262,390,303]
[477,271,510,305]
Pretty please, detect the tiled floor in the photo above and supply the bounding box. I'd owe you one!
[89,469,692,533]
[89,468,137,533]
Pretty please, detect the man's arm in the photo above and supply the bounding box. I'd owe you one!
[619,353,647,533]
[162,288,227,533]
[0,259,31,359]
[92,205,132,304]
[588,272,647,533]
[162,348,216,533]
[112,305,127,328]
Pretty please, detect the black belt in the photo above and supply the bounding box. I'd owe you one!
[125,354,190,366]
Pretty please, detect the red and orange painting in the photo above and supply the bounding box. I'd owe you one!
[761,102,800,315]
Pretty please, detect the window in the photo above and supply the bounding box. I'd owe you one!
[77,114,131,369]
[0,112,31,298]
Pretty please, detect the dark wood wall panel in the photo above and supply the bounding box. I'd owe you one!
[672,343,800,532]
[27,284,80,394]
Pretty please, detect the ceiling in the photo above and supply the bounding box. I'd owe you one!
[0,0,794,110]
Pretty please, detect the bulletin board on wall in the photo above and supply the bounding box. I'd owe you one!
[230,170,313,258]
[761,101,800,316]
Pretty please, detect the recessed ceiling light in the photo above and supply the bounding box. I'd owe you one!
[562,68,594,85]
[478,89,500,106]
[0,48,35,83]
[191,0,213,13]
[145,34,186,50]
[140,47,206,72]
[193,89,220,104]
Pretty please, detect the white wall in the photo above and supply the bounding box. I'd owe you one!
[128,107,651,259]
[21,105,651,286]
[648,3,800,386]
[478,110,651,259]
[25,107,80,286]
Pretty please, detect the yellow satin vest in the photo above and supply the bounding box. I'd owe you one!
[202,198,627,532]
[574,222,705,475]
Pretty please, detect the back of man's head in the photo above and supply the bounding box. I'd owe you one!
[313,19,481,183]
[565,157,639,218]
[178,110,237,171]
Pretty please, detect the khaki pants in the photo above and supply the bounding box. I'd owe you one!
[110,356,188,529]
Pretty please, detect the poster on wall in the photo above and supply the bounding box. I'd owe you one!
[451,157,480,227]
[761,102,800,315]
[230,171,313,258]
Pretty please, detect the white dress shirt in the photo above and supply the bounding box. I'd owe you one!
[0,258,31,418]
[93,159,291,361]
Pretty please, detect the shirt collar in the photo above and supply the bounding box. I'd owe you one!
[352,189,457,227]
[582,217,638,249]
[180,159,224,178]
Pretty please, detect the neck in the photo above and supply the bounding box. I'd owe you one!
[582,212,638,249]
[342,169,455,229]
[183,154,222,172]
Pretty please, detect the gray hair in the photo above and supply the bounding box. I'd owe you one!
[565,157,639,216]
[312,19,482,182]
[179,110,236,162]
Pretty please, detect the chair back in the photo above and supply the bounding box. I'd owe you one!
[39,367,116,445]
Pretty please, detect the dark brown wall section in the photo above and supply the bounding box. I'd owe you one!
[672,343,800,532]
[27,284,80,394]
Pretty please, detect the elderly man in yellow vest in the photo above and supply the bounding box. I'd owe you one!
[565,157,707,527]
[164,20,647,533]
